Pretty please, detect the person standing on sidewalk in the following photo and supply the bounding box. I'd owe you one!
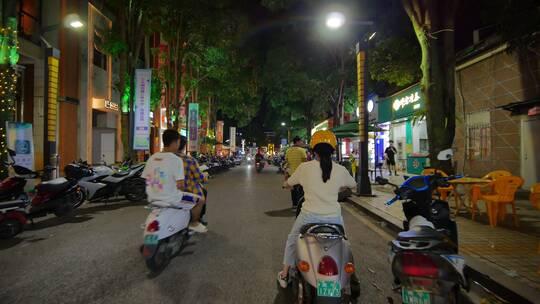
[285,137,307,213]
[385,140,398,176]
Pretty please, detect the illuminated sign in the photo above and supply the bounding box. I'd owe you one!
[47,56,59,142]
[393,92,420,111]
[105,100,119,111]
[367,99,374,113]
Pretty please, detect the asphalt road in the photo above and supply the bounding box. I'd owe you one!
[0,164,402,304]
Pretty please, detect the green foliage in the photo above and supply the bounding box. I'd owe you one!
[369,37,421,86]
[482,0,540,51]
[150,73,162,111]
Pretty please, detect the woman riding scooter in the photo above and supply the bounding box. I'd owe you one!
[277,130,357,287]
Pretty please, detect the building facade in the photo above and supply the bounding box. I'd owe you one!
[14,0,120,171]
[453,42,540,188]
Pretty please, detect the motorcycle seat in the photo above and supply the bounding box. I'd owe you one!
[300,223,345,235]
[397,225,444,241]
[36,178,71,192]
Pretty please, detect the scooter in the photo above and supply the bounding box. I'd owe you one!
[141,193,200,273]
[376,149,469,304]
[3,150,84,218]
[65,161,146,202]
[0,199,27,238]
[289,223,361,303]
[255,159,264,173]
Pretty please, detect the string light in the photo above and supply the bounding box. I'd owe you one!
[0,17,19,177]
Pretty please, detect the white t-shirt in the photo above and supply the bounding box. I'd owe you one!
[286,160,356,217]
[142,152,184,204]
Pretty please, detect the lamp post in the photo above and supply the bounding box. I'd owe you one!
[325,11,375,196]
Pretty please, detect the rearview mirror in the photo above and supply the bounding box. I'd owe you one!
[375,176,388,185]
[437,149,453,161]
[7,149,15,157]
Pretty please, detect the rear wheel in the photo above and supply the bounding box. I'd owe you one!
[292,275,315,304]
[145,240,171,273]
[0,219,23,238]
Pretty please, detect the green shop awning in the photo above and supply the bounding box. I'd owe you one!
[332,120,385,133]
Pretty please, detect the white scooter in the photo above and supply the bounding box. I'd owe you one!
[141,193,200,272]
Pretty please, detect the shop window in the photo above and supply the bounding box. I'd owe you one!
[93,28,108,71]
[467,111,491,160]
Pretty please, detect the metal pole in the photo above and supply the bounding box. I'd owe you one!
[356,39,373,196]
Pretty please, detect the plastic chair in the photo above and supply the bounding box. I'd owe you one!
[530,183,540,209]
[470,170,512,206]
[475,176,524,227]
[421,168,456,201]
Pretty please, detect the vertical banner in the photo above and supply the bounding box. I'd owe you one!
[133,69,152,150]
[216,120,224,156]
[229,126,236,152]
[188,103,199,152]
[6,122,34,170]
[216,121,224,143]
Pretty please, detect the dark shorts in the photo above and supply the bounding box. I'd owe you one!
[386,158,396,166]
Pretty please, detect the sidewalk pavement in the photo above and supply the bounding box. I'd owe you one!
[349,173,540,303]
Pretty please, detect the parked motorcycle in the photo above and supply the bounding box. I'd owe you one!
[376,150,468,304]
[141,194,200,272]
[0,198,27,238]
[289,223,360,303]
[65,161,146,203]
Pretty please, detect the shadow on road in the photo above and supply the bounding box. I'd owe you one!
[273,282,293,304]
[0,237,23,250]
[265,208,295,218]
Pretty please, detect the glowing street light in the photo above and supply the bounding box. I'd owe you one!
[64,13,85,29]
[69,20,84,29]
[325,12,346,29]
[281,122,286,126]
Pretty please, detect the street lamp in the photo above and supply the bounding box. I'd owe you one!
[281,122,286,126]
[325,12,375,196]
[325,11,346,29]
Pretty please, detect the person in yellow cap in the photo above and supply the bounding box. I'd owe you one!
[277,130,357,288]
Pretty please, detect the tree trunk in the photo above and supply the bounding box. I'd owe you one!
[403,0,458,173]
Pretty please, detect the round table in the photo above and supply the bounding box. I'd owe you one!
[448,177,492,215]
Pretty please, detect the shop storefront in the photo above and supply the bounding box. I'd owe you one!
[377,84,429,174]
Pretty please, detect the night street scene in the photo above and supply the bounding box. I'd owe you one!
[0,0,539,303]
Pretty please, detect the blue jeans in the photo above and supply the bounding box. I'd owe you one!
[283,211,344,267]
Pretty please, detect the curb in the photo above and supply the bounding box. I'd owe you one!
[346,196,536,304]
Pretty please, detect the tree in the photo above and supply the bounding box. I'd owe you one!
[369,36,421,87]
[402,0,460,172]
[101,0,151,159]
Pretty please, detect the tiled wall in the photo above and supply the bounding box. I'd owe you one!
[454,45,540,176]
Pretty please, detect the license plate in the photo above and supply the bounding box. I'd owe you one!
[402,288,431,304]
[316,280,341,297]
[144,234,159,245]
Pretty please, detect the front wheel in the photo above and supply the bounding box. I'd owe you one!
[124,178,147,202]
[71,188,86,209]
[145,240,171,273]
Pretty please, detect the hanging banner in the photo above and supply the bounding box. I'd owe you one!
[133,69,152,150]
[216,121,224,143]
[6,122,34,170]
[188,103,199,152]
[229,127,236,152]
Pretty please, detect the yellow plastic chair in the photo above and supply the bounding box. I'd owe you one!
[531,183,540,209]
[475,176,524,227]
[421,168,456,201]
[470,170,512,206]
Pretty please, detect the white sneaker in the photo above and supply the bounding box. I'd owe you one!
[277,271,289,288]
[189,222,208,233]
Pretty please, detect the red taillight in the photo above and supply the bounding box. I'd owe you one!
[401,252,438,278]
[318,256,339,276]
[146,220,160,232]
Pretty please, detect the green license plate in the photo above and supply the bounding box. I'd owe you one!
[402,288,431,304]
[144,234,159,245]
[316,280,341,297]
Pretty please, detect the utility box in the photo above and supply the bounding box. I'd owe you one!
[407,155,429,174]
